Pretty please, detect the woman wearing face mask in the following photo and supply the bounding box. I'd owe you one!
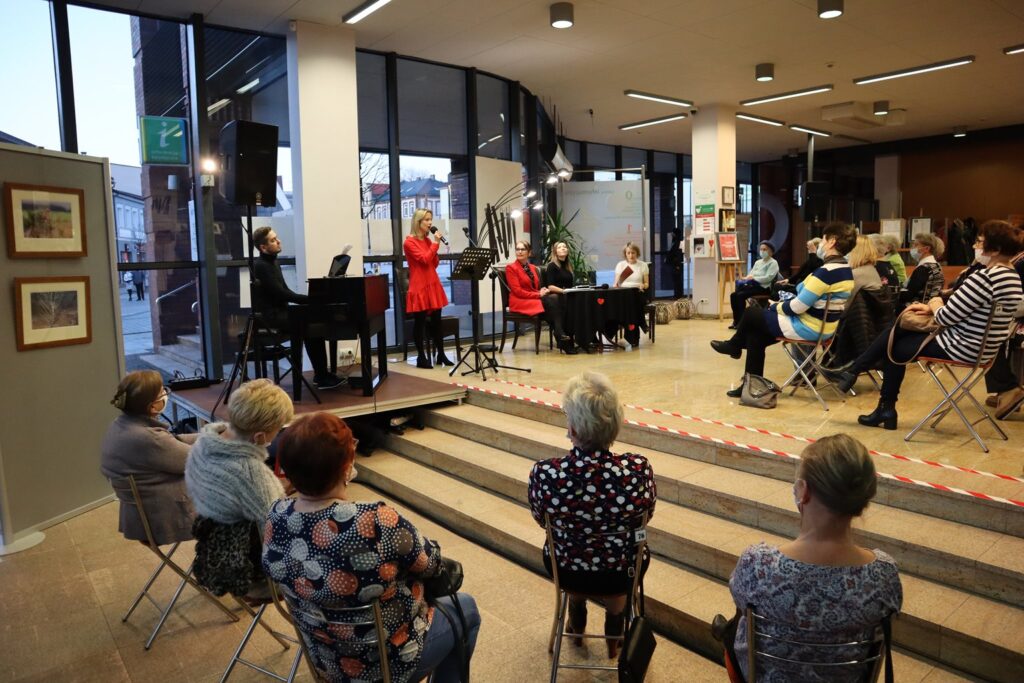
[726,434,902,683]
[899,233,945,306]
[833,221,1024,428]
[728,241,779,329]
[101,371,198,546]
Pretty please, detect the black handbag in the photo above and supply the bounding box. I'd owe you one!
[618,579,656,683]
[421,542,470,681]
[422,556,464,603]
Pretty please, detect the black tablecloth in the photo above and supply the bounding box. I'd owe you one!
[564,287,644,347]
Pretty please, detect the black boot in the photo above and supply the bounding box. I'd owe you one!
[558,336,578,355]
[435,349,454,367]
[858,400,898,430]
[566,597,587,647]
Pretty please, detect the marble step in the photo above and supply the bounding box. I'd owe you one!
[462,390,1024,538]
[355,451,996,682]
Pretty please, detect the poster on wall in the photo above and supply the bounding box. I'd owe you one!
[695,203,716,235]
[911,217,931,235]
[13,276,92,351]
[880,218,905,241]
[5,183,87,258]
[717,233,740,261]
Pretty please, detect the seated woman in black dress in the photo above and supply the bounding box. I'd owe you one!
[543,241,577,354]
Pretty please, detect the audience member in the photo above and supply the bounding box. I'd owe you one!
[611,242,651,346]
[528,372,656,658]
[834,221,1024,429]
[874,234,907,286]
[846,235,884,302]
[729,241,779,329]
[773,238,822,297]
[900,233,945,305]
[263,412,480,683]
[101,371,197,546]
[711,222,856,397]
[727,434,902,683]
[985,243,1024,419]
[543,240,577,353]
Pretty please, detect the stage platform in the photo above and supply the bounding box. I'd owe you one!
[170,368,465,423]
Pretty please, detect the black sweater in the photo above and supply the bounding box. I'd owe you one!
[543,262,574,289]
[253,252,307,325]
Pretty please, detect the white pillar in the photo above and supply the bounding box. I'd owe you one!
[691,105,736,316]
[286,21,363,283]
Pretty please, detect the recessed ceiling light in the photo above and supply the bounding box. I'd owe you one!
[1004,44,1024,55]
[623,90,693,108]
[873,100,889,116]
[789,124,831,137]
[953,126,967,138]
[853,56,974,85]
[755,63,774,82]
[550,2,574,29]
[618,113,687,131]
[740,84,833,106]
[736,113,784,127]
[343,0,392,24]
[818,0,843,19]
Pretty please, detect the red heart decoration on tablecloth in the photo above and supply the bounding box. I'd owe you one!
[628,324,636,331]
[597,298,605,305]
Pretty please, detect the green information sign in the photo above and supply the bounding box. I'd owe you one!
[139,116,189,165]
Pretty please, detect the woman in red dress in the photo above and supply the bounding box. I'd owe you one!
[404,208,452,369]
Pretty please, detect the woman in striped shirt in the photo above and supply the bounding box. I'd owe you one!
[835,221,1024,429]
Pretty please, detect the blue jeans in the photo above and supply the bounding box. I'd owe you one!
[410,593,481,683]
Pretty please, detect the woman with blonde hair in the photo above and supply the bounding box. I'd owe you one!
[846,235,883,301]
[726,434,902,682]
[544,241,577,353]
[879,234,907,286]
[404,208,452,368]
[101,370,198,546]
[611,242,652,346]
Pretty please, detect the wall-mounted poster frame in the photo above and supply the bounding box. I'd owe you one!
[4,183,87,258]
[911,217,932,235]
[719,208,736,231]
[13,276,92,351]
[716,232,740,261]
[722,185,735,206]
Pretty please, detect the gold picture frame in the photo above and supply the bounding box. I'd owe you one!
[13,276,92,351]
[4,183,87,258]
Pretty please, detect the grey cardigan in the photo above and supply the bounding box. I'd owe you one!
[100,413,198,546]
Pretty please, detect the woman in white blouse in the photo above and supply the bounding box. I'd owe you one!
[611,242,649,346]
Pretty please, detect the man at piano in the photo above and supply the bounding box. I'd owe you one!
[252,227,345,390]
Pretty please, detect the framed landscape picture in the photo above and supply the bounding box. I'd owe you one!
[4,183,87,258]
[13,276,92,351]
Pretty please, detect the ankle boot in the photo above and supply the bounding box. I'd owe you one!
[858,400,898,430]
[566,597,587,647]
[558,336,578,355]
[435,349,454,367]
[604,611,626,658]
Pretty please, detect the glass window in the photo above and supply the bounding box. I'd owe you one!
[476,74,510,159]
[587,143,614,169]
[622,147,646,172]
[397,59,466,155]
[357,51,388,150]
[563,139,581,165]
[739,183,753,214]
[654,151,676,174]
[360,151,393,256]
[0,0,61,151]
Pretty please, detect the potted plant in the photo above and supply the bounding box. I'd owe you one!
[541,210,595,285]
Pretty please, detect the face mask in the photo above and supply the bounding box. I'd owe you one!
[816,245,826,260]
[759,250,769,259]
[909,248,920,262]
[975,248,992,266]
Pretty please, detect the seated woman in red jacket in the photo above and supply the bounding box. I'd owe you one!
[507,240,573,351]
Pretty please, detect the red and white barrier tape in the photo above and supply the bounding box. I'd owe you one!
[478,377,1024,486]
[454,381,1024,509]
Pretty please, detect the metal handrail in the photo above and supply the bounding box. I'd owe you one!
[155,278,198,305]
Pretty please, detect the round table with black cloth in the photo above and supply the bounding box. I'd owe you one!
[564,288,644,349]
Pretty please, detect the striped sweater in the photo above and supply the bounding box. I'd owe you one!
[768,258,854,341]
[935,264,1023,364]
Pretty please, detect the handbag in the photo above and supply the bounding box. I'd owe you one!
[422,556,464,603]
[618,577,656,683]
[887,308,942,366]
[421,542,470,682]
[739,374,781,409]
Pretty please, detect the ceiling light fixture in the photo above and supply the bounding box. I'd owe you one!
[818,0,843,19]
[550,2,574,29]
[343,0,392,24]
[789,124,831,137]
[618,113,688,131]
[623,89,693,107]
[755,63,775,82]
[207,98,231,115]
[1004,44,1024,55]
[736,113,784,127]
[873,100,889,116]
[236,78,260,94]
[953,126,967,138]
[853,55,974,85]
[740,84,833,106]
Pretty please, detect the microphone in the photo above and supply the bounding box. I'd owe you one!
[429,225,449,245]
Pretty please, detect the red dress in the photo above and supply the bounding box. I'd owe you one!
[505,261,545,316]
[404,235,449,313]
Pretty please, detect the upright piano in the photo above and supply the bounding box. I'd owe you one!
[287,274,390,399]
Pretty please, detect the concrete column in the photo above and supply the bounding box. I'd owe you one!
[691,105,736,316]
[286,21,363,283]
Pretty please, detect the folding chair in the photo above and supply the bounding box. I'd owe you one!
[269,581,394,683]
[545,511,649,683]
[109,475,240,650]
[220,580,302,682]
[776,294,845,410]
[905,305,1008,453]
[742,605,890,683]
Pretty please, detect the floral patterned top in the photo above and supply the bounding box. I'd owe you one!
[527,447,656,572]
[729,543,903,683]
[262,499,440,683]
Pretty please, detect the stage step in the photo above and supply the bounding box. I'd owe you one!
[356,451,991,682]
[464,388,1024,538]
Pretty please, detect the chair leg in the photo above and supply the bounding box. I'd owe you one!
[550,591,569,683]
[535,321,542,354]
[500,319,508,352]
[512,323,520,349]
[145,567,191,650]
[123,542,180,623]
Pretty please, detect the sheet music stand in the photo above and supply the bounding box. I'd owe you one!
[449,247,526,379]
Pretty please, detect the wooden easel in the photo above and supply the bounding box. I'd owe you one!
[717,261,743,321]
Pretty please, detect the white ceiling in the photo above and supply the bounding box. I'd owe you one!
[87,0,1024,161]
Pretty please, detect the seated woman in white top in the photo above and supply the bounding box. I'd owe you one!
[611,242,650,346]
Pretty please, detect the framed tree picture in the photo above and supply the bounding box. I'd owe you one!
[4,183,87,258]
[13,276,92,351]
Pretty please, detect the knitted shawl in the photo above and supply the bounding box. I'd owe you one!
[185,422,284,524]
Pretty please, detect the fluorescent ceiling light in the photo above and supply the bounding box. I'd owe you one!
[343,0,392,24]
[236,78,260,94]
[736,113,784,127]
[1004,44,1024,55]
[623,89,693,108]
[953,126,967,138]
[789,124,831,137]
[853,56,974,85]
[618,113,687,130]
[740,85,833,106]
[207,98,230,115]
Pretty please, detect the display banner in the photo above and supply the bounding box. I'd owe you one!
[561,180,648,280]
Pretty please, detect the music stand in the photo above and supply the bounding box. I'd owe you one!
[449,247,526,380]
